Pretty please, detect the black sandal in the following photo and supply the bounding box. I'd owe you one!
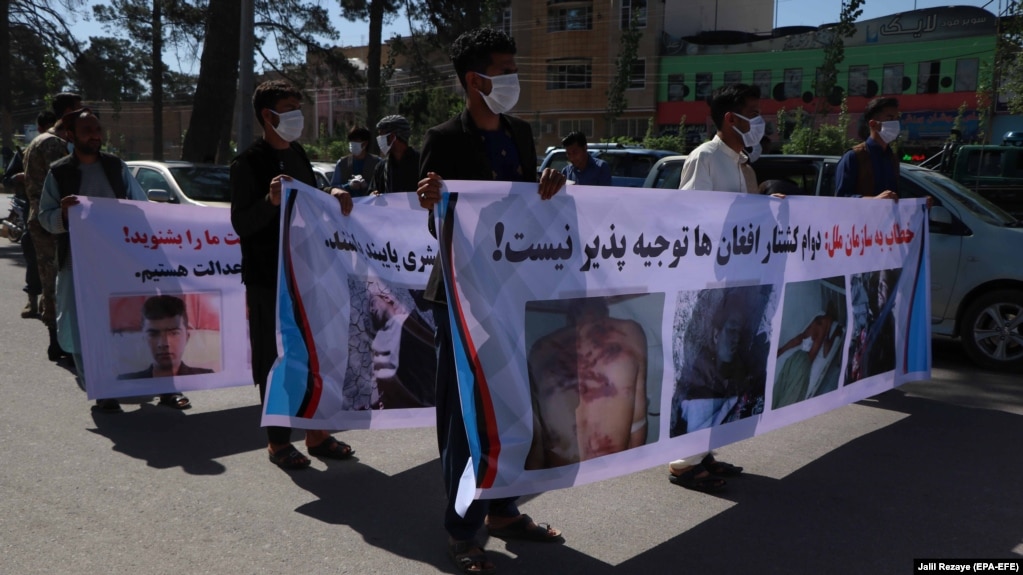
[307,436,354,460]
[668,464,726,492]
[701,454,743,477]
[448,540,496,575]
[157,393,192,410]
[268,445,311,470]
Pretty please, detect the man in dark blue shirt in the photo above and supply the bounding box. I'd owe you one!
[835,97,901,199]
[561,131,612,186]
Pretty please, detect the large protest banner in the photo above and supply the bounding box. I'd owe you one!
[263,182,439,429]
[435,182,930,504]
[70,198,251,399]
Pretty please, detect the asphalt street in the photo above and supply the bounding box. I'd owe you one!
[1,193,1020,575]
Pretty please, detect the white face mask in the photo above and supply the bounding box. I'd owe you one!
[349,141,363,155]
[376,134,393,157]
[878,120,901,144]
[476,72,520,114]
[270,109,304,142]
[746,143,762,163]
[732,112,766,149]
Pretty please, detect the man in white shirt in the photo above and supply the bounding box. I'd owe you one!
[670,83,764,493]
[679,83,763,194]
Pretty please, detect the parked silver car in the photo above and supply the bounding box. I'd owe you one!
[645,154,1023,370]
[127,161,231,208]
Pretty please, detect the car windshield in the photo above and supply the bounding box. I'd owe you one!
[649,161,684,189]
[168,165,231,203]
[913,169,1021,227]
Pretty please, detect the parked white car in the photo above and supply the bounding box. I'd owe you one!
[127,161,231,208]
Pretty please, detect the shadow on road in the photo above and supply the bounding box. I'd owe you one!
[88,403,265,475]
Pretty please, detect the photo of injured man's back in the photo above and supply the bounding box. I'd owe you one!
[771,276,848,410]
[523,293,663,470]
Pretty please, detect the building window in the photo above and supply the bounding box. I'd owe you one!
[614,118,650,140]
[955,58,979,92]
[724,70,742,85]
[549,4,592,32]
[883,64,904,94]
[917,61,941,94]
[695,72,713,101]
[784,68,802,99]
[753,70,771,99]
[629,59,646,89]
[559,118,594,138]
[848,65,868,97]
[547,60,592,90]
[620,0,647,29]
[667,74,686,101]
[499,7,512,36]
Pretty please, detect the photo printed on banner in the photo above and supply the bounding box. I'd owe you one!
[846,268,903,384]
[523,293,664,470]
[772,276,849,409]
[344,278,437,410]
[110,292,222,379]
[670,285,777,438]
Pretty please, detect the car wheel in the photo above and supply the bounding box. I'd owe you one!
[960,289,1023,370]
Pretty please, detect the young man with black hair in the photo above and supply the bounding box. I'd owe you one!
[835,97,901,199]
[416,26,567,575]
[679,83,762,194]
[118,295,214,382]
[36,109,179,413]
[230,79,356,470]
[561,131,612,186]
[331,126,380,196]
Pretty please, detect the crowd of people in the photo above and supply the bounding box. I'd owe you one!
[2,24,911,575]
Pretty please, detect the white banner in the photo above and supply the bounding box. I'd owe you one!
[435,182,930,500]
[263,182,439,429]
[70,198,250,399]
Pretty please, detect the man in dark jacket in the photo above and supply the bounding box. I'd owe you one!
[416,27,567,575]
[370,115,420,194]
[230,79,355,470]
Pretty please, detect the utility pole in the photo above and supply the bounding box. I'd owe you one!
[236,1,255,151]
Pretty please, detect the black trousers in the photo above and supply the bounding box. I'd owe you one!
[246,284,293,445]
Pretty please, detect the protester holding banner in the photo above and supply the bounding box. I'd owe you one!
[416,27,568,575]
[37,109,157,413]
[835,97,902,200]
[670,83,768,491]
[230,79,356,470]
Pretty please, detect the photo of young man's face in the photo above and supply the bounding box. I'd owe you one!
[144,314,189,372]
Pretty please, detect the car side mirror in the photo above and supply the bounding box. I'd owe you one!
[146,189,171,203]
[929,205,954,227]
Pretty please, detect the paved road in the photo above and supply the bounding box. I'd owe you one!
[1,195,1020,575]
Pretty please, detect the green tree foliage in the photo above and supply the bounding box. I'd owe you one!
[606,11,642,139]
[994,1,1023,117]
[815,0,863,116]
[397,87,462,148]
[1,0,85,146]
[70,37,147,103]
[782,100,855,155]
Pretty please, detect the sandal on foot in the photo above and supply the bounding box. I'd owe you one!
[307,436,354,460]
[158,393,192,410]
[669,464,727,492]
[94,399,123,414]
[268,445,311,470]
[486,514,564,543]
[448,540,496,575]
[701,454,743,477]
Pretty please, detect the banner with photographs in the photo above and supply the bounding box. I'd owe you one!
[436,182,930,504]
[263,182,439,430]
[69,198,251,400]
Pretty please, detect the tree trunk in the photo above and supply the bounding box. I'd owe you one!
[181,0,239,162]
[1,0,12,148]
[366,0,384,132]
[152,0,164,160]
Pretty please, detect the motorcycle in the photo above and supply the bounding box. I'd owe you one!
[0,195,27,244]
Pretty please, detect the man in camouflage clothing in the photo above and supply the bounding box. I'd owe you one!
[22,92,82,360]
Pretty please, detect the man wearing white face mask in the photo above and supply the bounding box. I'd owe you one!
[230,80,356,471]
[369,115,420,194]
[678,83,762,195]
[835,97,901,200]
[331,126,380,197]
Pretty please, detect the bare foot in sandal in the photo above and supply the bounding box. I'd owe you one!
[448,539,495,575]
